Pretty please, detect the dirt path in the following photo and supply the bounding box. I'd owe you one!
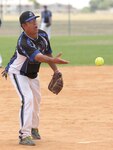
[0,66,113,150]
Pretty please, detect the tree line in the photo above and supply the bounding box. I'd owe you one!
[87,0,113,12]
[29,0,113,12]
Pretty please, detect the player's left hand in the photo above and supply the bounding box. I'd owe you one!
[48,71,63,94]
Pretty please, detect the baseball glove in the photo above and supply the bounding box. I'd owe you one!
[46,22,51,27]
[48,72,63,95]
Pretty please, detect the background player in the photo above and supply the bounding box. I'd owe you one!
[40,5,52,39]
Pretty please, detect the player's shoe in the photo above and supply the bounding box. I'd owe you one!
[31,128,41,140]
[19,136,35,146]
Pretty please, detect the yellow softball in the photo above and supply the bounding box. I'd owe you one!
[95,57,104,66]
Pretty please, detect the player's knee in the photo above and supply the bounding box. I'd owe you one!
[24,92,34,106]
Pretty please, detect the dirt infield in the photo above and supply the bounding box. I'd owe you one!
[1,66,113,150]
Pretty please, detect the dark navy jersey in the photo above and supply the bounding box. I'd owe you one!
[41,10,52,23]
[6,29,52,79]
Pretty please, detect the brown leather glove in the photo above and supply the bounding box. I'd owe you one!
[48,72,63,95]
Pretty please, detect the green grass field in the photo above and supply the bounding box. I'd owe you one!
[0,35,113,67]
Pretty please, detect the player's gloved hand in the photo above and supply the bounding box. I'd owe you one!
[1,70,8,80]
[48,71,63,94]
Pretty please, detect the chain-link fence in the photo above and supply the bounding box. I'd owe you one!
[0,19,113,36]
[0,10,113,36]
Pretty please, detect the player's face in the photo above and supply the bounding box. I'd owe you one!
[23,19,38,38]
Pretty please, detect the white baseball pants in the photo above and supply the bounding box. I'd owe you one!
[40,22,51,40]
[9,73,41,139]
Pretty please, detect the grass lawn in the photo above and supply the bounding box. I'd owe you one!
[0,35,113,67]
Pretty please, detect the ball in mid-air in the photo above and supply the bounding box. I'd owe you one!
[95,57,104,66]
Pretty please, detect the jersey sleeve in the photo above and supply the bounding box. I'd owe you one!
[17,36,41,62]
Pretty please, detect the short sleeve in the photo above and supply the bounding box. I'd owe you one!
[17,36,41,62]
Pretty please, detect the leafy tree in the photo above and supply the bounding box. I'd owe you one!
[89,0,99,12]
[89,0,113,12]
[28,0,40,9]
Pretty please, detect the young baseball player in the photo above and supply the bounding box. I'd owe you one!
[2,11,68,146]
